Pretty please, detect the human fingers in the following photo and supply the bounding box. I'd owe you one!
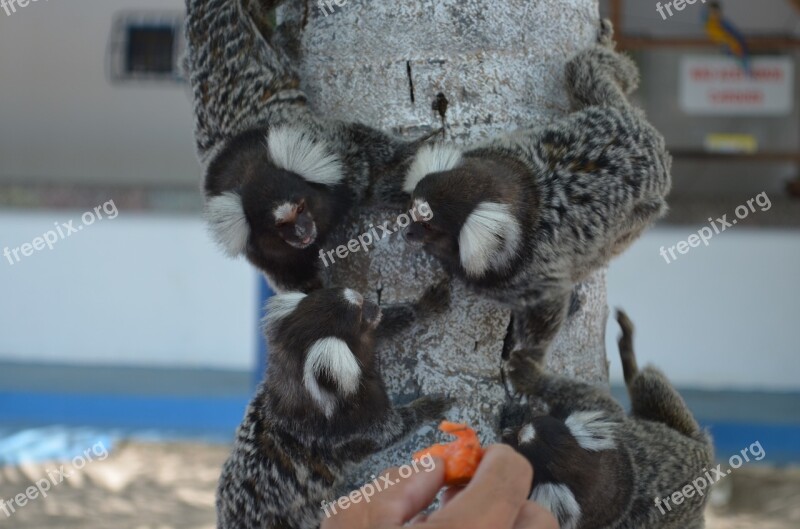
[426,444,533,528]
[439,485,464,507]
[321,458,446,529]
[511,500,559,529]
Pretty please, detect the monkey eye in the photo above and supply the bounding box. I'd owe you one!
[422,222,432,230]
[296,200,306,214]
[275,219,288,228]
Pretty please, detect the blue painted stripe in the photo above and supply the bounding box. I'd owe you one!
[1,390,799,462]
[705,421,800,464]
[0,391,249,437]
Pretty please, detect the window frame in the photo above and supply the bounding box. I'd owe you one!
[108,11,186,84]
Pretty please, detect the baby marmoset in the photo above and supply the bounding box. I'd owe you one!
[216,287,451,529]
[186,0,432,293]
[402,20,672,380]
[500,311,714,529]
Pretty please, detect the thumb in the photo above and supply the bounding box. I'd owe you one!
[366,458,446,526]
[512,501,559,529]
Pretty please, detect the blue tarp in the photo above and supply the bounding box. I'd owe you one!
[0,427,115,466]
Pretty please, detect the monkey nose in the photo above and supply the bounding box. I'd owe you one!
[402,225,421,244]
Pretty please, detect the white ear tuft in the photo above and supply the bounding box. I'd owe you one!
[304,337,362,416]
[404,144,463,193]
[343,288,363,306]
[518,423,536,445]
[267,126,343,186]
[530,483,581,529]
[204,192,250,257]
[458,201,520,278]
[564,411,617,452]
[264,292,307,326]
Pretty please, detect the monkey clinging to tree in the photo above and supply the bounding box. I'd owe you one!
[403,21,672,381]
[185,0,434,293]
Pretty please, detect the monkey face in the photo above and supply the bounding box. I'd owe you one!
[273,199,318,249]
[404,197,437,242]
[234,169,330,267]
[403,155,524,278]
[404,208,442,245]
[204,127,348,292]
[244,167,324,251]
[404,195,462,268]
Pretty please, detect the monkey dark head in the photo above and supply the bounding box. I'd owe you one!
[203,126,348,286]
[502,409,630,529]
[402,144,527,280]
[239,169,322,252]
[261,288,389,423]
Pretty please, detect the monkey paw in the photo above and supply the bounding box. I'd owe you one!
[502,350,546,397]
[598,18,615,48]
[498,401,530,443]
[416,278,452,316]
[411,394,456,421]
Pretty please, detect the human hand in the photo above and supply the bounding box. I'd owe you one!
[320,444,558,529]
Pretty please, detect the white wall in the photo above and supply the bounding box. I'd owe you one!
[0,0,200,186]
[0,210,257,370]
[1,210,797,389]
[605,228,800,392]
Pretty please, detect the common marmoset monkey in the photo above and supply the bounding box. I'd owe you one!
[216,287,452,529]
[402,21,672,385]
[500,310,713,529]
[186,0,433,293]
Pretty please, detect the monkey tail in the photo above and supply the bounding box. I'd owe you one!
[618,310,708,443]
[184,0,308,161]
[616,308,638,388]
[564,22,640,111]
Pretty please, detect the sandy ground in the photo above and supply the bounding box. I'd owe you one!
[0,441,798,529]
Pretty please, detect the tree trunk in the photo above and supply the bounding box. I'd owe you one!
[278,0,607,481]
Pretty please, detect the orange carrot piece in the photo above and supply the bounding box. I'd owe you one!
[413,421,484,486]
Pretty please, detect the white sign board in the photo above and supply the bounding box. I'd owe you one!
[680,56,794,116]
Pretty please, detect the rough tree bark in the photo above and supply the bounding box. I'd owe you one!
[277,0,608,482]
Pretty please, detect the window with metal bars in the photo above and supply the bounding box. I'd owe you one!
[109,13,184,83]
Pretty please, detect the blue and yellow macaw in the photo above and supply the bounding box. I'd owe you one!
[703,1,751,76]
